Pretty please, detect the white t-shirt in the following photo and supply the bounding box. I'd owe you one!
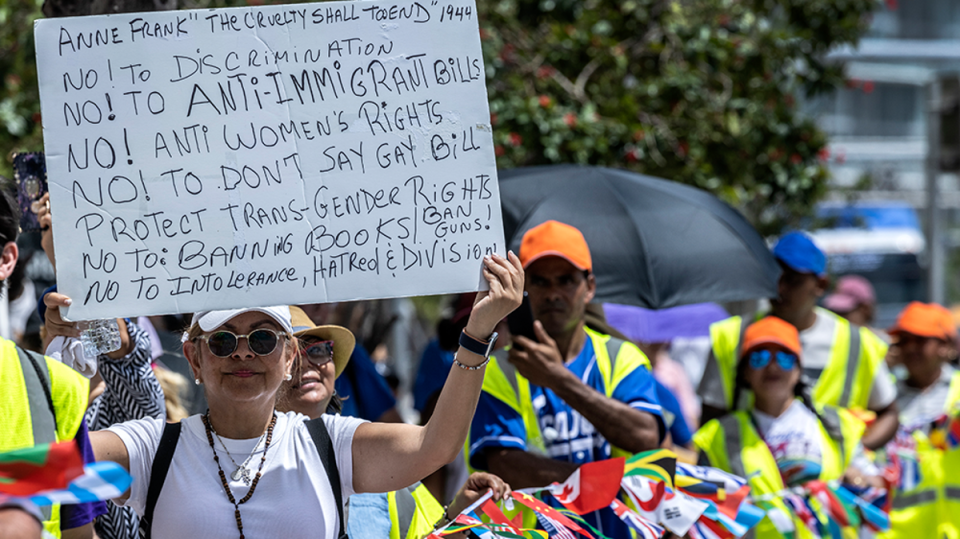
[753,401,823,487]
[108,411,366,539]
[752,400,878,486]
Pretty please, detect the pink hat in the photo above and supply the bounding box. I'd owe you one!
[823,275,875,314]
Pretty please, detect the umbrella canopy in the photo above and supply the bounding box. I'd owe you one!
[499,165,780,309]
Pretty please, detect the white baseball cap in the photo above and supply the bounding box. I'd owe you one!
[189,306,293,335]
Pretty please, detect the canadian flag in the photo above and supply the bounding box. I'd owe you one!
[550,457,625,515]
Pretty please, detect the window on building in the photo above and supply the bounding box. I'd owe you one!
[803,83,924,138]
[868,0,960,40]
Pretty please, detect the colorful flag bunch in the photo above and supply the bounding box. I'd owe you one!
[620,457,709,536]
[673,463,762,539]
[431,449,889,539]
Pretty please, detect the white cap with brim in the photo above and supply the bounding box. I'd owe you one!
[191,306,293,334]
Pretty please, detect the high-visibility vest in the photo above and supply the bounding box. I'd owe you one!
[709,308,888,411]
[694,404,865,539]
[0,338,89,537]
[880,372,960,539]
[463,327,651,527]
[386,482,445,539]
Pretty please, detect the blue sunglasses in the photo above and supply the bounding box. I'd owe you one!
[748,349,798,371]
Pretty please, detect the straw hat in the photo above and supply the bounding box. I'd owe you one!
[289,306,355,378]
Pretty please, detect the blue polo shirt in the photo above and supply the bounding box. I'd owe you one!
[469,336,664,537]
[335,345,396,421]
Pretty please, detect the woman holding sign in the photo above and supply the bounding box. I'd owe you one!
[43,252,522,539]
[693,317,882,539]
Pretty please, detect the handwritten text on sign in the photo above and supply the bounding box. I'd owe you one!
[35,0,502,320]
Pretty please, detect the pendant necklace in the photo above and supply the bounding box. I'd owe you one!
[210,418,268,486]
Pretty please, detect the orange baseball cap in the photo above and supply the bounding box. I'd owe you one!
[741,317,802,358]
[889,301,957,341]
[519,220,592,271]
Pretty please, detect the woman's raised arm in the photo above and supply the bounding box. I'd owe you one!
[351,252,523,493]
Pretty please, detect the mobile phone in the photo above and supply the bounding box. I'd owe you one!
[507,292,537,349]
[13,152,48,232]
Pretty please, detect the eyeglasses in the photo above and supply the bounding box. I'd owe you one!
[199,329,288,358]
[748,349,798,371]
[300,340,334,367]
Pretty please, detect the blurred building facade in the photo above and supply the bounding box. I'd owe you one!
[804,1,960,306]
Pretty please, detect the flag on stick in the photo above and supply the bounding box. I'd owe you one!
[550,457,624,515]
[610,498,664,539]
[0,441,84,496]
[510,492,592,538]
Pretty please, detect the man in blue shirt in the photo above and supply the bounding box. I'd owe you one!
[469,220,664,537]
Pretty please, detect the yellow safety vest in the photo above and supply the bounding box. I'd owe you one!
[387,482,446,539]
[0,338,89,537]
[879,372,960,539]
[463,327,652,528]
[709,308,888,411]
[694,404,865,539]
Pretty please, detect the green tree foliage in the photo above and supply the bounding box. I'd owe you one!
[0,0,45,180]
[0,0,878,232]
[480,0,877,233]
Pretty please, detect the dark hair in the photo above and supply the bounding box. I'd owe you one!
[730,353,836,439]
[325,391,343,414]
[0,185,19,245]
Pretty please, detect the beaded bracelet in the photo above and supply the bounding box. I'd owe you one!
[453,352,490,371]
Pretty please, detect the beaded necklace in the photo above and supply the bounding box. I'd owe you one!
[202,412,277,539]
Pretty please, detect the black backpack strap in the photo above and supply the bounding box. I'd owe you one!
[305,417,349,539]
[140,421,182,539]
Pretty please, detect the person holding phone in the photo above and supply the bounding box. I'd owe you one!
[467,220,664,536]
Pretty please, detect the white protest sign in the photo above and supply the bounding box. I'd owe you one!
[34,0,503,320]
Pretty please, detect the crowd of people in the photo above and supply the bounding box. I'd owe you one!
[3,177,960,539]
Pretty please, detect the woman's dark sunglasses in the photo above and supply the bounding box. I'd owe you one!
[200,329,287,358]
[300,340,334,367]
[748,349,798,371]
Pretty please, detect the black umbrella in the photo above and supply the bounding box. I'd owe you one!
[498,165,780,309]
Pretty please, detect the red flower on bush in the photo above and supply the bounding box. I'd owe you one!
[495,145,505,156]
[563,113,577,127]
[509,133,523,146]
[536,66,556,79]
[539,95,552,108]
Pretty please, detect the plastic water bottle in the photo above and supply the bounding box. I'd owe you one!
[78,319,122,358]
